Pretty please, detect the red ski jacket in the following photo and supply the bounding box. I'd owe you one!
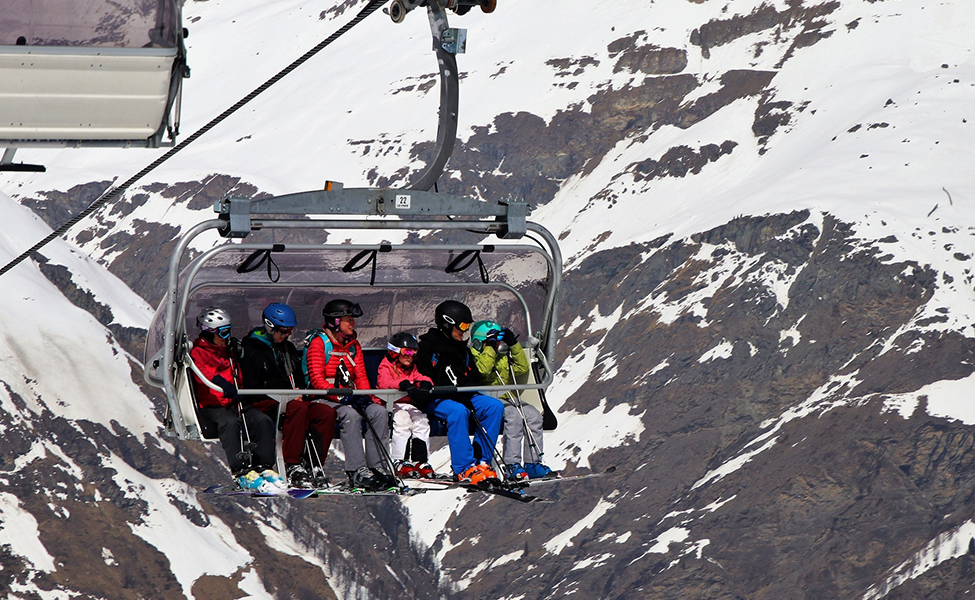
[189,336,241,409]
[306,330,379,404]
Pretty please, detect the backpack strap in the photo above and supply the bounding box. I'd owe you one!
[301,330,333,388]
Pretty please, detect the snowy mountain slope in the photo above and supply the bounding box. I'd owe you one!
[0,189,443,598]
[0,194,156,435]
[2,0,975,598]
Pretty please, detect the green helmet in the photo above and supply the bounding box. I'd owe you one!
[470,320,501,351]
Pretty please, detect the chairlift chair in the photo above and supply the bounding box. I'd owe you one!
[142,187,563,476]
[0,0,188,170]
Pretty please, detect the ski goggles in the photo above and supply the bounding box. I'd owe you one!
[271,326,294,335]
[325,303,363,319]
[216,325,232,339]
[442,314,471,331]
[387,343,416,356]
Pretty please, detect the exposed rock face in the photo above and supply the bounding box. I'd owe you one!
[0,378,441,599]
[429,212,975,599]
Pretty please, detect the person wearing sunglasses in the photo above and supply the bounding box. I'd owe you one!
[305,299,395,492]
[189,307,285,494]
[377,332,436,479]
[415,300,505,487]
[240,303,337,489]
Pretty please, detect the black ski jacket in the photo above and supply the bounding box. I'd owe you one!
[415,328,480,389]
[240,327,304,393]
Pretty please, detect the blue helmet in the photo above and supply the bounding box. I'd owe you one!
[263,303,297,329]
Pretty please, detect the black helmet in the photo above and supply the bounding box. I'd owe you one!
[387,331,419,361]
[435,300,473,334]
[322,299,363,330]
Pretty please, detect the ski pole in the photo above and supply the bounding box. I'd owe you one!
[236,400,255,466]
[467,400,512,481]
[503,358,543,464]
[337,362,403,488]
[353,401,404,488]
[303,432,329,486]
[493,364,542,465]
[227,351,255,466]
[445,364,509,480]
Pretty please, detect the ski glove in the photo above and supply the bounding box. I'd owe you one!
[501,328,519,346]
[483,329,502,347]
[341,395,371,411]
[398,380,413,391]
[406,387,430,402]
[211,375,238,401]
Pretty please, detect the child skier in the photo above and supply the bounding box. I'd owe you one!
[470,320,556,481]
[376,332,436,478]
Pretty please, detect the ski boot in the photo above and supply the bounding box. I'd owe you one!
[286,464,313,488]
[506,463,529,482]
[395,460,419,478]
[524,463,557,479]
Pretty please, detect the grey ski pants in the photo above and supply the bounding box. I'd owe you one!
[321,401,389,472]
[502,398,544,465]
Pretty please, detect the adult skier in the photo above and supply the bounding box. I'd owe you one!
[304,299,395,491]
[189,307,285,493]
[240,303,337,488]
[415,300,504,486]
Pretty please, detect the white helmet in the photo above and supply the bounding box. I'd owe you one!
[197,307,232,337]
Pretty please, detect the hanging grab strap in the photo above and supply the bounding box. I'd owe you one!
[236,244,284,282]
[342,244,392,285]
[445,246,493,284]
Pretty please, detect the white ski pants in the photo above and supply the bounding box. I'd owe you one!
[391,403,430,461]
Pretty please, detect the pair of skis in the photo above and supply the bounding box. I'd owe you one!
[203,483,423,499]
[203,480,534,502]
[403,466,617,503]
[203,466,616,503]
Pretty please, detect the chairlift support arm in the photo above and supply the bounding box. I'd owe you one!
[408,1,462,191]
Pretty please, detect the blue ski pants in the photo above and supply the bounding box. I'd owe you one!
[428,393,504,475]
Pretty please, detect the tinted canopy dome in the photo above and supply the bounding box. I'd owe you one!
[146,242,557,362]
[1,0,181,48]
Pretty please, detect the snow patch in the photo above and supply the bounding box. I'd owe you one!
[0,491,56,572]
[862,520,975,600]
[699,339,734,363]
[543,498,615,555]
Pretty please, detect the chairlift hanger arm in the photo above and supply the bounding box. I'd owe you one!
[407,1,460,191]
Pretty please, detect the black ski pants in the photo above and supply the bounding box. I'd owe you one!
[202,404,276,473]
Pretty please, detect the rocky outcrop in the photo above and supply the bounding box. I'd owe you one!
[431,210,975,599]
